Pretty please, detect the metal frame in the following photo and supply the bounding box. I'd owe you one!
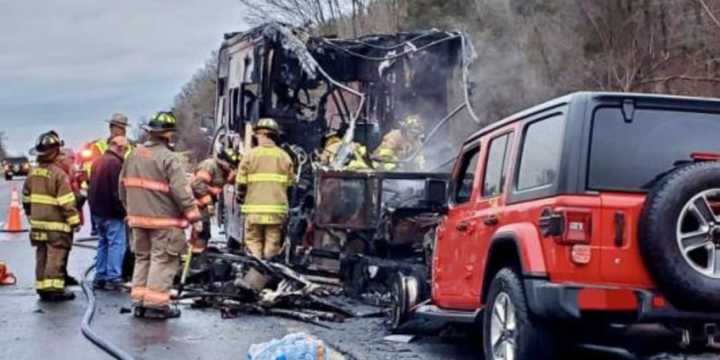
[313,170,449,231]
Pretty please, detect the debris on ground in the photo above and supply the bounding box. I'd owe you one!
[179,250,366,326]
[247,332,345,360]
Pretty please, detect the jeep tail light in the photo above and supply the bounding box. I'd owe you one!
[564,210,592,244]
[540,207,592,245]
[652,295,668,309]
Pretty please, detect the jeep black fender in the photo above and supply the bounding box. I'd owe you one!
[480,222,548,303]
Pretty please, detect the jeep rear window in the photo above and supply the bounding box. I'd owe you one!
[516,115,565,191]
[589,107,720,192]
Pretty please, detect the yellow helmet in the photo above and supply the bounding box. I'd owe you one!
[401,114,423,134]
[253,118,281,134]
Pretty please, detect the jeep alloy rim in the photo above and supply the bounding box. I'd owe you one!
[677,189,720,279]
[490,292,516,360]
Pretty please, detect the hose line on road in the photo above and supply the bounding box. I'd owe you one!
[80,263,136,360]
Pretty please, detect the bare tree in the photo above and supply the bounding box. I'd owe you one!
[0,132,6,160]
[580,0,720,93]
[238,0,345,29]
[171,53,219,162]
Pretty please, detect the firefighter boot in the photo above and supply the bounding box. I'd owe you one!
[49,289,76,302]
[142,306,181,320]
[132,304,146,318]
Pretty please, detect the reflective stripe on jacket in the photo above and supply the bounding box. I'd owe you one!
[119,141,200,229]
[235,143,294,225]
[191,158,230,209]
[22,162,80,236]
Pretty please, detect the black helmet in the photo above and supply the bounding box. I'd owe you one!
[217,146,241,167]
[143,112,177,132]
[30,131,64,156]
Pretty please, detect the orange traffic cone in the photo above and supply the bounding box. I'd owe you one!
[0,261,17,285]
[1,185,28,233]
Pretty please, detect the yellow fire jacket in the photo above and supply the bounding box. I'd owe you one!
[119,141,201,229]
[235,143,295,225]
[22,162,81,238]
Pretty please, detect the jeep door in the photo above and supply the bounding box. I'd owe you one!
[433,141,482,308]
[456,130,515,307]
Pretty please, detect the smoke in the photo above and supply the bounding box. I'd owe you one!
[414,0,591,168]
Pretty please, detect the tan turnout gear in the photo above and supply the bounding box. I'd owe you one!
[372,115,426,171]
[235,139,295,259]
[22,154,80,295]
[120,140,201,309]
[321,139,370,170]
[190,157,235,252]
[372,129,405,171]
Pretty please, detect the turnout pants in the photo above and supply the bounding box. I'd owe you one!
[244,221,283,260]
[32,231,72,294]
[130,227,186,309]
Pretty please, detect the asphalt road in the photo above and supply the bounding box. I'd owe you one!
[0,177,717,360]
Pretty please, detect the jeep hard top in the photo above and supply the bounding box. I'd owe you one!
[393,91,720,359]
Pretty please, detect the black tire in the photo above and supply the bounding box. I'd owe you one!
[5,175,11,181]
[639,161,720,311]
[482,268,561,360]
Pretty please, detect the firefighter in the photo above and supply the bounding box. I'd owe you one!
[119,111,202,319]
[372,114,425,171]
[190,145,241,253]
[58,148,85,287]
[82,113,131,179]
[319,125,371,170]
[235,118,295,260]
[82,113,131,235]
[22,131,81,301]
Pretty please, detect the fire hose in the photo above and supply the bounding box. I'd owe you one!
[74,240,135,360]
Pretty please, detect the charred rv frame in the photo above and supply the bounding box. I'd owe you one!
[213,22,476,280]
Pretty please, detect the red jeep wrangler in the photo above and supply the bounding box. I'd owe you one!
[392,92,720,359]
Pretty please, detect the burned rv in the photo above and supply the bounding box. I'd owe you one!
[212,23,476,291]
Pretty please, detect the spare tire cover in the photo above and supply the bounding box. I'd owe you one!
[640,161,720,311]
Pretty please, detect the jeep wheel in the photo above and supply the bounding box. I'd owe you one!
[640,161,720,310]
[483,268,560,360]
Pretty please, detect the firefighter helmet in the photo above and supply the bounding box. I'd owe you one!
[30,131,65,156]
[143,112,177,132]
[217,146,241,167]
[400,114,424,134]
[253,118,281,134]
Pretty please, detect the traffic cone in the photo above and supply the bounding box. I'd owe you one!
[1,185,28,233]
[0,261,17,285]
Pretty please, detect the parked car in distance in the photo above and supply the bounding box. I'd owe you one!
[391,92,720,360]
[2,156,31,180]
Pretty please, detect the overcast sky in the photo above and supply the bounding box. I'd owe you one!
[0,0,246,155]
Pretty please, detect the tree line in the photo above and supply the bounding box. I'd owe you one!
[164,0,720,159]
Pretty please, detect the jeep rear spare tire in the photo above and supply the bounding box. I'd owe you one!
[640,161,720,311]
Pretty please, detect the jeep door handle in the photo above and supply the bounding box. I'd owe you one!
[483,215,499,226]
[456,221,471,232]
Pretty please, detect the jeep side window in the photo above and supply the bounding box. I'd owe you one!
[517,115,565,191]
[453,146,480,204]
[483,133,513,198]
